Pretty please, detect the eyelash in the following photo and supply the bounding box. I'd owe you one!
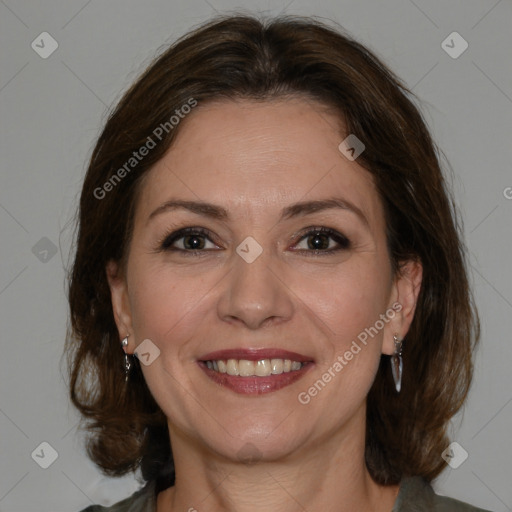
[156,226,351,256]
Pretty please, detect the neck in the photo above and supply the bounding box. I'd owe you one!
[160,406,399,512]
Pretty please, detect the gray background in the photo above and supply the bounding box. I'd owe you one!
[0,0,511,511]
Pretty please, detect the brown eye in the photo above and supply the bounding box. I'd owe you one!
[157,226,350,256]
[293,227,350,254]
[159,227,218,253]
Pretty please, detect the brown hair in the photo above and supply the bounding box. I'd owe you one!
[64,14,480,492]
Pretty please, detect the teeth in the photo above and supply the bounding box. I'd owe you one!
[226,359,239,376]
[270,358,284,374]
[255,359,271,376]
[239,359,255,376]
[205,358,305,377]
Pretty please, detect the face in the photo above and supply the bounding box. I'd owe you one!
[107,97,420,463]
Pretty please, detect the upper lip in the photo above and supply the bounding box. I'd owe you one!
[199,348,314,363]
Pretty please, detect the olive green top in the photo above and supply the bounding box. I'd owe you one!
[78,476,493,511]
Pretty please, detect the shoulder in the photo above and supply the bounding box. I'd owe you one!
[76,480,156,512]
[395,476,494,512]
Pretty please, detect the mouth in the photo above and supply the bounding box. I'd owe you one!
[198,348,314,395]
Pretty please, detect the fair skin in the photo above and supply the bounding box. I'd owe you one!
[107,97,422,512]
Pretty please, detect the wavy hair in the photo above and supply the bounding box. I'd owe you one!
[64,14,480,493]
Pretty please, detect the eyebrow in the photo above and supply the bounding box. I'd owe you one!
[147,197,369,228]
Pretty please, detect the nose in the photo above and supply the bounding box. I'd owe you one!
[216,243,294,330]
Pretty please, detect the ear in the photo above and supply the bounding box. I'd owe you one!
[106,259,134,352]
[382,259,423,355]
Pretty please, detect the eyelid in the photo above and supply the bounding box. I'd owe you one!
[156,225,351,254]
[156,227,218,251]
[290,226,351,252]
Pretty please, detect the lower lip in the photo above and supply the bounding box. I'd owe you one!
[197,361,314,395]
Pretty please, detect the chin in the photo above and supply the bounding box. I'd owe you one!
[216,434,304,464]
[198,414,312,464]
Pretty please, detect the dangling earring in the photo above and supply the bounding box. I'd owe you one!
[391,334,403,393]
[121,335,131,382]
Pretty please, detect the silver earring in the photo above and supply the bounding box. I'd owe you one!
[121,335,131,382]
[391,334,403,393]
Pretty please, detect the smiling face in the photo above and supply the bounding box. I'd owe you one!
[107,97,420,463]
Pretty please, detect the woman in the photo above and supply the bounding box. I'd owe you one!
[66,14,491,512]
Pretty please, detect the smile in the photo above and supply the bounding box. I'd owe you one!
[198,349,314,395]
[205,358,305,376]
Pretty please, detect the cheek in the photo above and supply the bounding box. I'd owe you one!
[298,257,391,403]
[127,262,208,351]
[302,259,390,341]
[126,265,210,419]
[299,266,389,401]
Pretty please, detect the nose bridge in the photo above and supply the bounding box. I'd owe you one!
[216,237,293,329]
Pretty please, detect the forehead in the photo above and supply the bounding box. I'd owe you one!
[135,97,384,230]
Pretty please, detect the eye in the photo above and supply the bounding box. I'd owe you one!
[292,227,351,255]
[157,226,351,256]
[158,227,219,253]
